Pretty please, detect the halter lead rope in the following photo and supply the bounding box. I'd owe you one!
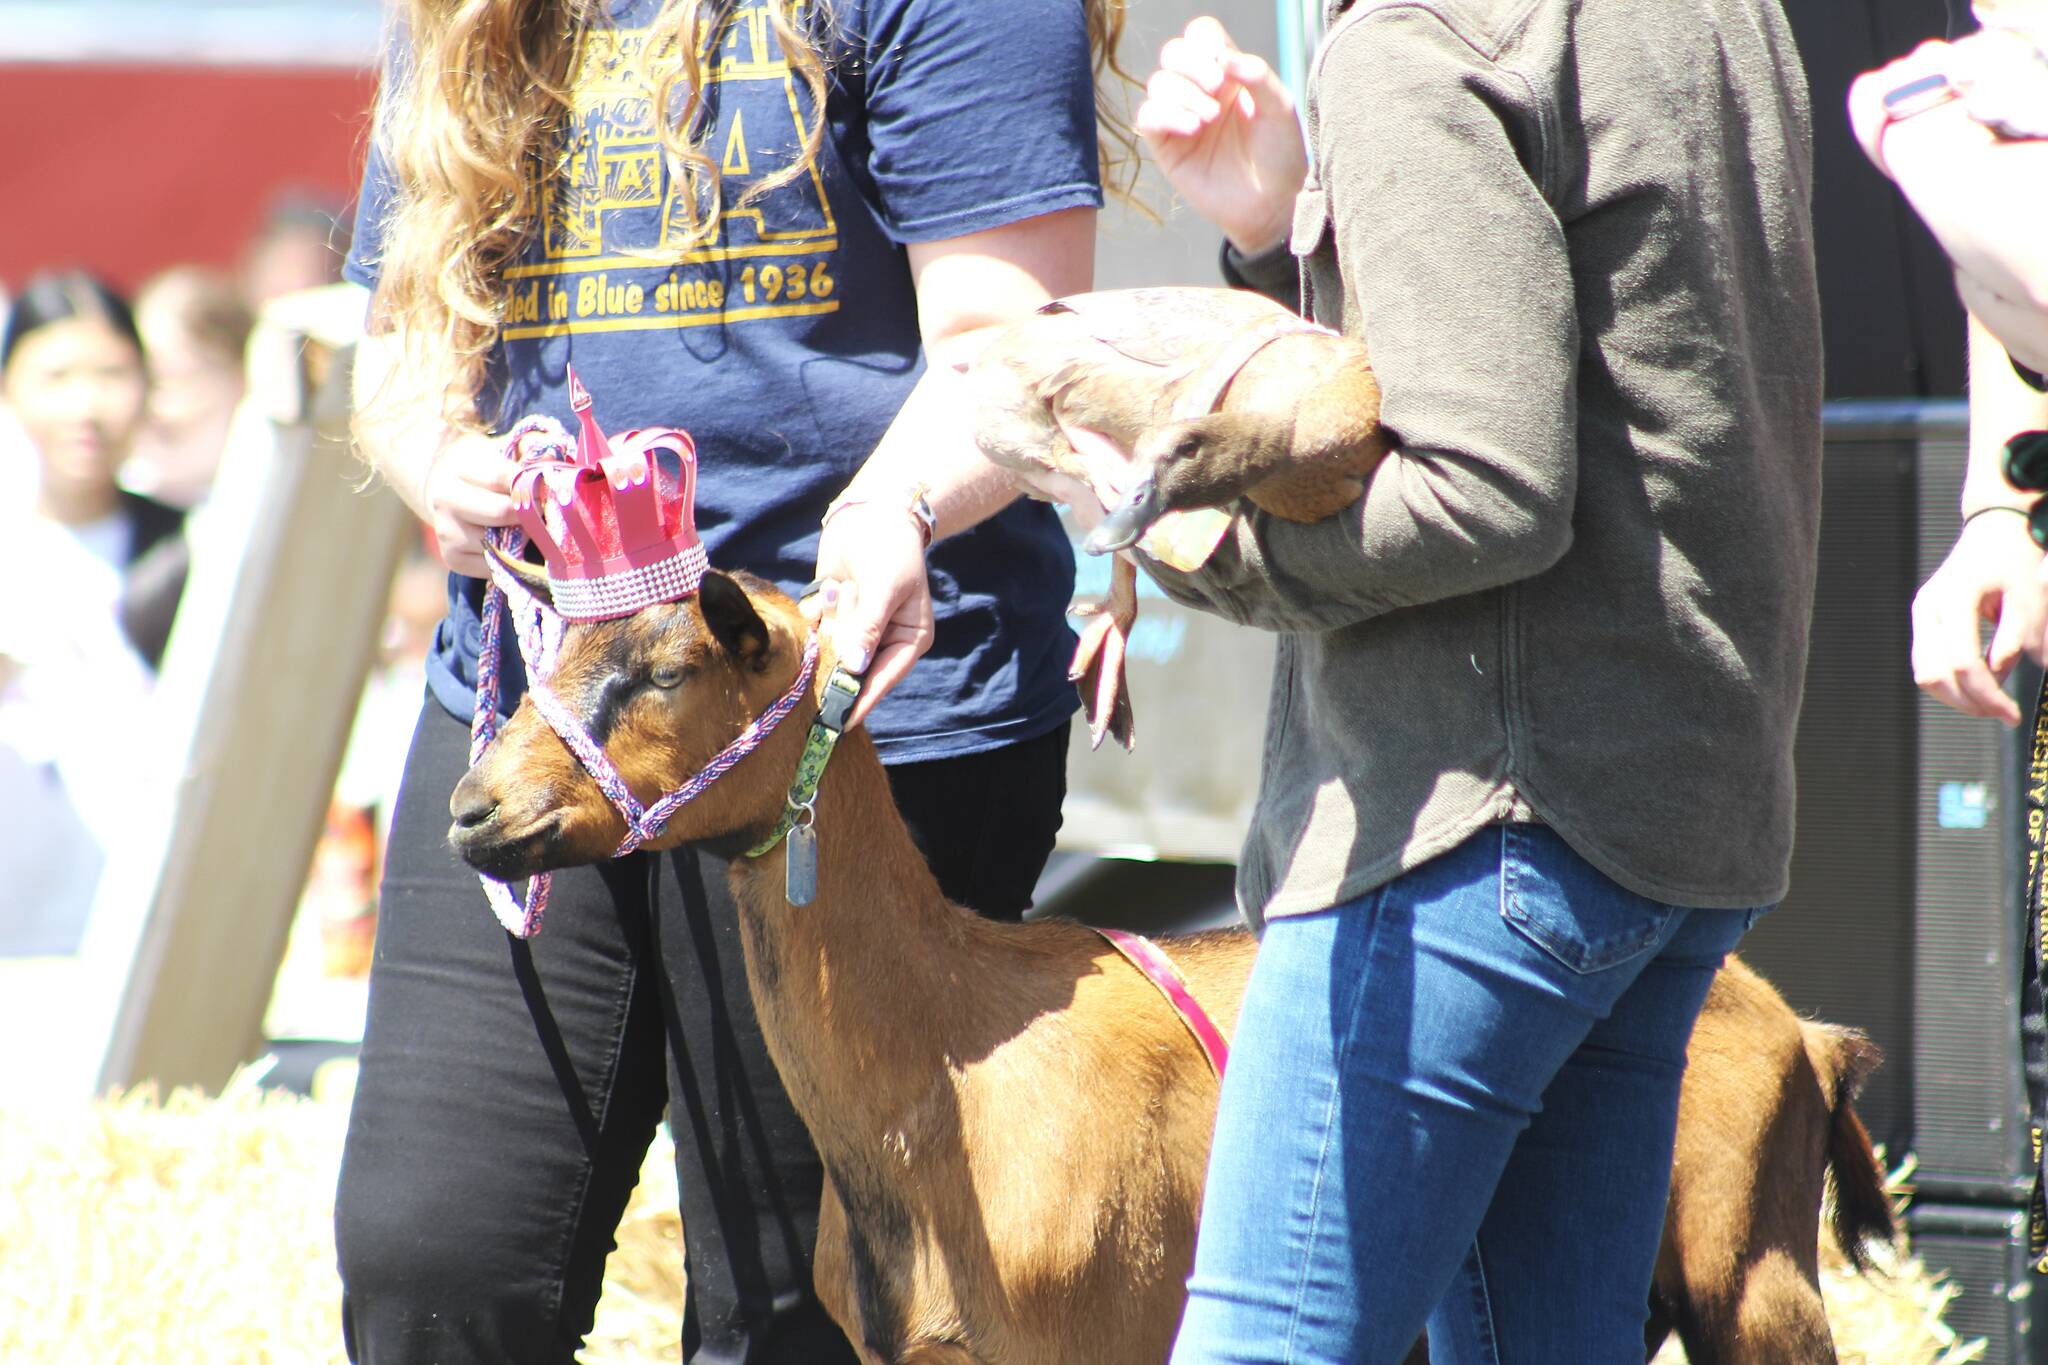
[472,521,559,938]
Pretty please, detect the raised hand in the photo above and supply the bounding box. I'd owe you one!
[1137,16,1309,254]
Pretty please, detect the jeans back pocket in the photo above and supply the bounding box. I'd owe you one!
[1498,824,1682,974]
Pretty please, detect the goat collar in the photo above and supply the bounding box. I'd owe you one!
[743,665,862,862]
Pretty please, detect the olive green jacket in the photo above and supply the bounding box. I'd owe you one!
[1145,0,1823,924]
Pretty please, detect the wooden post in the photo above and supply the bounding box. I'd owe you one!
[84,288,411,1093]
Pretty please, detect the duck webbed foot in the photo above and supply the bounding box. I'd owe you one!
[1068,553,1139,751]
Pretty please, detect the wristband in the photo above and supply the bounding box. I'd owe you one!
[1963,501,2048,551]
[1873,72,1959,175]
[907,484,936,547]
[823,483,935,549]
[1962,504,2031,529]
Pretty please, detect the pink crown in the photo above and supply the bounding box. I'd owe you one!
[509,367,706,621]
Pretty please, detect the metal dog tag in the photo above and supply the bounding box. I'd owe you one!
[785,823,819,906]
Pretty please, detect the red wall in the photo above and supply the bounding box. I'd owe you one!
[0,64,376,293]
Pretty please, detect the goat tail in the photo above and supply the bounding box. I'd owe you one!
[1805,1022,1898,1272]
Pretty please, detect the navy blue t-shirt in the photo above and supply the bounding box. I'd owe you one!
[347,0,1095,763]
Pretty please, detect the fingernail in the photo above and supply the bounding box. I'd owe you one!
[838,636,870,675]
[822,582,840,607]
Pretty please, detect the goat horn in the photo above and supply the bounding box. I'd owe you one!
[485,539,553,593]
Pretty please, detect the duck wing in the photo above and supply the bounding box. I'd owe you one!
[1041,287,1297,369]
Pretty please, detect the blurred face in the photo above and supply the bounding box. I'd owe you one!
[1,315,148,517]
[141,318,243,435]
[244,225,338,304]
[132,310,245,506]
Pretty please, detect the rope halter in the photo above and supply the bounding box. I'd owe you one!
[526,637,820,861]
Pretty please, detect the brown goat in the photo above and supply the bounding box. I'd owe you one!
[451,570,1893,1365]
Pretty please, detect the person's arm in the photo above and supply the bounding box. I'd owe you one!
[1958,259,2048,376]
[1140,8,1578,635]
[351,323,515,579]
[811,207,1096,722]
[1849,32,2048,368]
[805,0,1104,721]
[342,101,521,583]
[1879,104,2048,369]
[1911,316,2048,722]
[1137,16,1309,310]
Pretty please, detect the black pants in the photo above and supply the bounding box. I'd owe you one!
[336,697,1067,1364]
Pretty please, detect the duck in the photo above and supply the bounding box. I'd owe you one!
[967,286,1389,751]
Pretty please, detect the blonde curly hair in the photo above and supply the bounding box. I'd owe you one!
[365,0,1134,430]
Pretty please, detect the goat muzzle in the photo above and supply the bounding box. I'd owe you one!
[447,764,567,881]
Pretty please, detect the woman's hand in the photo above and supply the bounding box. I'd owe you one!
[1912,509,2048,723]
[805,498,935,728]
[1851,24,2048,175]
[1849,31,2048,370]
[417,432,519,578]
[352,326,519,579]
[1137,16,1308,254]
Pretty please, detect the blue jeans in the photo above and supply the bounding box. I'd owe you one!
[1170,824,1760,1365]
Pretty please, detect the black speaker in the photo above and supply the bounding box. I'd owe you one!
[1913,1204,2044,1364]
[1735,401,2044,1363]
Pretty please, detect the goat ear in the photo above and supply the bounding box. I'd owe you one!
[485,539,555,609]
[698,571,771,668]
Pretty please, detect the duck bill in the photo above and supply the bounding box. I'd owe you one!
[1083,478,1166,556]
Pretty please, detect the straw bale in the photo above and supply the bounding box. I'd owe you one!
[0,1066,349,1364]
[0,1077,1985,1364]
[0,1063,688,1364]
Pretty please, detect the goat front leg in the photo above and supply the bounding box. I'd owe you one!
[813,1177,894,1365]
[1069,552,1137,750]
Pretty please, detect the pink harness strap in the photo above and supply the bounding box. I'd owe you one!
[1093,927,1231,1080]
[1173,313,1336,422]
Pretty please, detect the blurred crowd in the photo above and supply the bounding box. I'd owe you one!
[0,198,434,967]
